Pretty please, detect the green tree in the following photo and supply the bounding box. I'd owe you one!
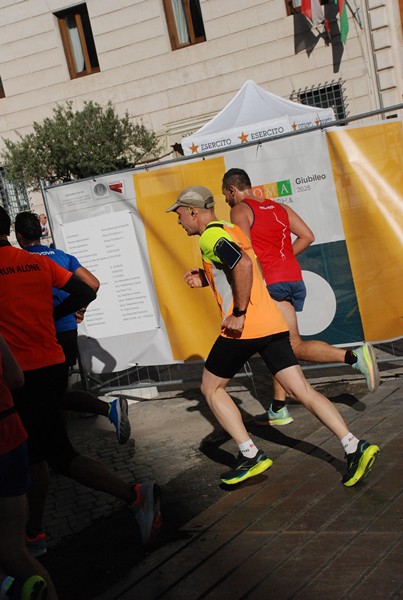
[1,100,163,189]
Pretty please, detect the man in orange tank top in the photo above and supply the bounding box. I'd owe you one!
[166,186,379,488]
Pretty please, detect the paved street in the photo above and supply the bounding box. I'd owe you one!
[32,353,403,599]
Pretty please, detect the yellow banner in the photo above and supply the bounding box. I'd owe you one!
[134,157,230,360]
[326,122,403,341]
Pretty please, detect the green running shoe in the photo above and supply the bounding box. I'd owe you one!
[1,575,48,600]
[254,404,293,426]
[352,343,380,392]
[220,450,273,485]
[342,440,380,487]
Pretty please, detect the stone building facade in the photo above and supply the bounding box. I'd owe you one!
[0,0,402,214]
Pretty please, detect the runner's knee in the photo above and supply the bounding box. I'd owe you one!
[290,336,304,357]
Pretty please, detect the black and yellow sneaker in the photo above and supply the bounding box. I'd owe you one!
[220,450,273,485]
[342,439,380,487]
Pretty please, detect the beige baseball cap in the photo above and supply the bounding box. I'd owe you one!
[165,185,215,213]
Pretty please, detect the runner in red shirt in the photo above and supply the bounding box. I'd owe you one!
[0,206,161,557]
[222,168,380,427]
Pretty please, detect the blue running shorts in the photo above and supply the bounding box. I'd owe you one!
[267,280,307,312]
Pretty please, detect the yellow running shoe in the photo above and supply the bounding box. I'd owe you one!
[1,575,47,599]
[220,450,273,485]
[342,440,380,487]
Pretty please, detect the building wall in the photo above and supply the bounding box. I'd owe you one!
[0,0,402,156]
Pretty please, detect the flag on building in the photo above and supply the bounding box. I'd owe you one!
[337,0,349,44]
[301,0,324,26]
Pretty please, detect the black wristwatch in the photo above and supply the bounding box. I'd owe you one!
[232,307,247,317]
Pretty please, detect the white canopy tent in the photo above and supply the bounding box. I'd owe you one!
[181,80,335,156]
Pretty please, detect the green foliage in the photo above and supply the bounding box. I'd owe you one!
[2,100,163,189]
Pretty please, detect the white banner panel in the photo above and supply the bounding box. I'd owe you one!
[62,212,158,338]
[45,173,176,372]
[222,129,344,244]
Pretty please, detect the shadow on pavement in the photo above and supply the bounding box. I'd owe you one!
[40,508,144,600]
[328,392,366,411]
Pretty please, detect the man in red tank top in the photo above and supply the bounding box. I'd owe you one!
[222,168,380,426]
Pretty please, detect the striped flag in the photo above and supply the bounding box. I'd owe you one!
[337,0,349,43]
[301,0,324,26]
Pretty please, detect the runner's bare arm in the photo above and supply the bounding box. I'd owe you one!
[184,268,209,288]
[284,205,315,256]
[221,251,252,336]
[230,203,253,240]
[74,266,100,291]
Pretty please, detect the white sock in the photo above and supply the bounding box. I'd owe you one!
[341,432,359,454]
[238,439,258,459]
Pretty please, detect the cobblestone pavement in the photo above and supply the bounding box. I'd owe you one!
[44,363,386,550]
[12,351,403,599]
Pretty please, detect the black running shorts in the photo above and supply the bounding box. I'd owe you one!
[204,331,298,379]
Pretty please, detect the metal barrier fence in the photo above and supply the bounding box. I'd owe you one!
[77,340,403,398]
[77,357,253,397]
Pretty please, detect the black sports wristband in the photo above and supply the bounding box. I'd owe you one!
[232,307,247,317]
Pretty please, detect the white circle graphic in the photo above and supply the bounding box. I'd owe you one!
[296,270,337,336]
